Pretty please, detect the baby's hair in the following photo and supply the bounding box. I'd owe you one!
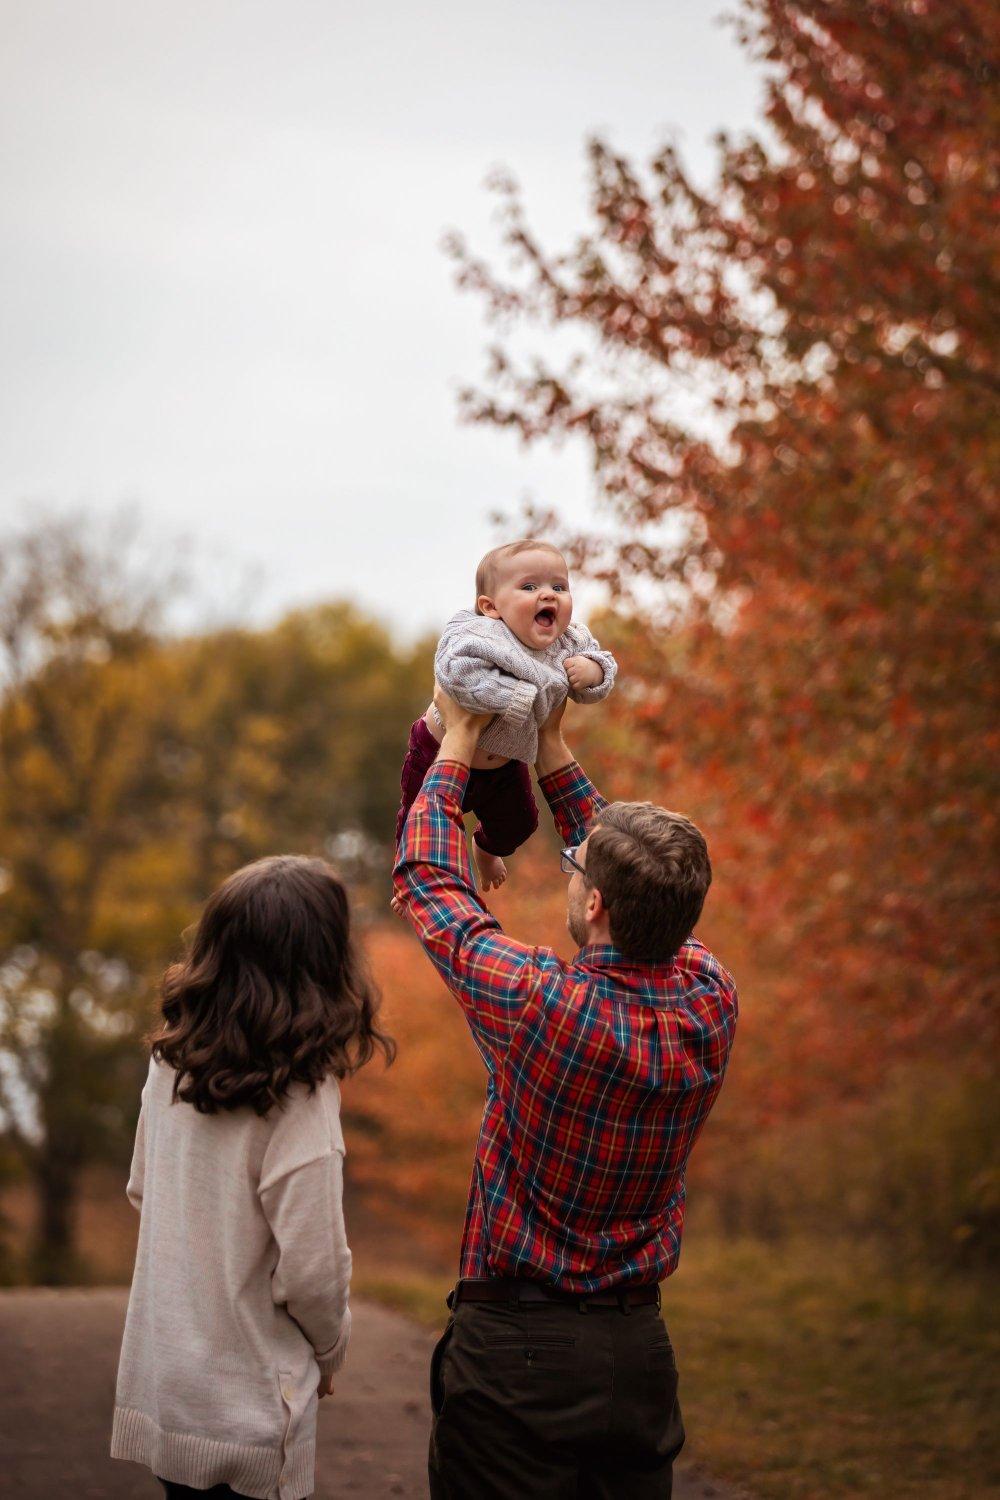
[475,539,567,614]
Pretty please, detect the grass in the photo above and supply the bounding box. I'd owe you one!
[353,1271,452,1327]
[5,1169,997,1495]
[357,1236,1000,1500]
[669,1235,999,1498]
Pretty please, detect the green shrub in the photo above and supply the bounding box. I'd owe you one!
[693,1063,1000,1271]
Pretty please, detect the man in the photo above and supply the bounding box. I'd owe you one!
[392,688,738,1499]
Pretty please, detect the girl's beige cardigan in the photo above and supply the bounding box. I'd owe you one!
[111,1057,351,1500]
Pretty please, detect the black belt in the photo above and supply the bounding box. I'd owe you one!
[449,1277,660,1312]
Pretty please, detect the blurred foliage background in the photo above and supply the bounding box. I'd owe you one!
[1,2,997,1495]
[0,518,433,1281]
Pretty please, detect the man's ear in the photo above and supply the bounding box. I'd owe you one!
[586,885,605,924]
[477,594,501,618]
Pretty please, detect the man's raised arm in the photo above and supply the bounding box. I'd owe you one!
[391,689,562,1059]
[533,700,609,849]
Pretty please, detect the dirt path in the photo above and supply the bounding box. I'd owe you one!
[0,1288,738,1498]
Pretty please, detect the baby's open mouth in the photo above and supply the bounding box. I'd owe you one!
[534,607,557,627]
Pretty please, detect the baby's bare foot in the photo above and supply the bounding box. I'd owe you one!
[473,845,508,892]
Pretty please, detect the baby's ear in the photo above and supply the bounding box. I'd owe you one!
[477,595,500,618]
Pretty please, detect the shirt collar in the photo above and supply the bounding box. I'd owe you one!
[572,942,674,973]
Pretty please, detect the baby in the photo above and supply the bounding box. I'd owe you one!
[395,539,617,891]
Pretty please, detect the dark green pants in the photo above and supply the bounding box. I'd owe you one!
[428,1297,684,1498]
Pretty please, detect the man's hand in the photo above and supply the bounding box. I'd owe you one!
[433,682,494,736]
[564,655,604,692]
[535,698,574,779]
[433,682,494,768]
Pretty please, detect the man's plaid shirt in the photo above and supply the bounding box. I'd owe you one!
[392,757,738,1293]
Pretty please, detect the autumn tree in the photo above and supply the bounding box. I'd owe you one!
[0,517,431,1279]
[447,0,999,1113]
[0,517,178,1279]
[148,603,432,908]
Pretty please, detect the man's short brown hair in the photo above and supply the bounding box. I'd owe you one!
[585,802,711,963]
[475,539,567,612]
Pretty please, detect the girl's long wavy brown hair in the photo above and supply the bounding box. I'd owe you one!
[151,855,394,1115]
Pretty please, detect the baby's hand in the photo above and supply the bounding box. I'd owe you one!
[564,655,604,692]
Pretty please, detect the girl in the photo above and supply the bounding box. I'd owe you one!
[111,855,394,1500]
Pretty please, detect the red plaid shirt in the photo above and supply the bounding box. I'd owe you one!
[393,757,738,1292]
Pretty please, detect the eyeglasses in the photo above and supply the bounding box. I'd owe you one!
[560,846,587,878]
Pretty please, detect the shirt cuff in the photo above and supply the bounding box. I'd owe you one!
[423,758,471,801]
[538,760,586,799]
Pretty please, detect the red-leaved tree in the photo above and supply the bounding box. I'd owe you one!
[446,0,999,1114]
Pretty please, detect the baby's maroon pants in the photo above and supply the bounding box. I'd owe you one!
[395,716,539,857]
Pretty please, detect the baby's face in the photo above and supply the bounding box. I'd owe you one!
[479,548,573,649]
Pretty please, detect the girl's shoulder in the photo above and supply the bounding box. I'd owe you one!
[259,1076,345,1190]
[312,1074,346,1152]
[277,1073,344,1143]
[144,1051,175,1102]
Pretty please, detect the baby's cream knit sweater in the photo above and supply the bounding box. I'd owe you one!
[434,610,617,761]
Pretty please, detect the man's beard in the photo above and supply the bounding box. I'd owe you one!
[566,898,588,949]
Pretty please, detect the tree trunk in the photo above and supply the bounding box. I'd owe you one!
[33,1006,87,1284]
[32,1146,81,1284]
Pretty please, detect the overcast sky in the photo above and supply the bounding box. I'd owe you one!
[1,0,764,638]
